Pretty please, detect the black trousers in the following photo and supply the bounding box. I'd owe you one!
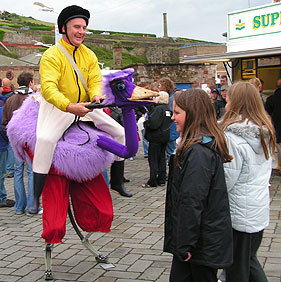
[170,255,217,282]
[147,142,167,186]
[226,229,268,282]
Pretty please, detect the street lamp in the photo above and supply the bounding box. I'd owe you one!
[33,2,55,13]
[33,2,61,43]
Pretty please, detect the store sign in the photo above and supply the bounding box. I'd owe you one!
[228,2,281,40]
[241,59,256,79]
[258,56,281,66]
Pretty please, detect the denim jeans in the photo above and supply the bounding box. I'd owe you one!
[166,140,177,162]
[6,143,15,174]
[0,150,8,203]
[13,157,34,213]
[102,169,109,187]
[141,129,149,157]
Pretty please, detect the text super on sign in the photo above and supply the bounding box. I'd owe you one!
[228,2,281,40]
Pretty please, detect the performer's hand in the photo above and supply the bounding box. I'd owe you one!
[66,102,92,117]
[92,95,104,103]
[184,252,192,262]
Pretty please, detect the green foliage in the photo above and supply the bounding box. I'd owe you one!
[123,46,134,51]
[87,28,156,38]
[8,13,54,27]
[42,35,55,45]
[0,23,21,28]
[0,30,4,41]
[89,45,113,68]
[0,27,14,34]
[22,21,53,31]
[113,41,122,48]
[122,53,148,66]
[29,26,53,31]
[88,45,148,68]
[0,48,19,59]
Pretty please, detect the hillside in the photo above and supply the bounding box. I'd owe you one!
[0,11,213,68]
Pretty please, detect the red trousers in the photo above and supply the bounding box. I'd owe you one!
[41,173,113,243]
[25,147,113,244]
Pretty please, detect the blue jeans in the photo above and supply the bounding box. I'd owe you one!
[141,129,149,157]
[13,157,34,213]
[102,169,109,187]
[166,140,177,162]
[0,150,8,202]
[6,143,15,174]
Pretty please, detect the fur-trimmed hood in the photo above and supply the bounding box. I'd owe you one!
[225,119,269,155]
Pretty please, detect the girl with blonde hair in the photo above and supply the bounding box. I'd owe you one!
[220,81,275,282]
[249,77,262,91]
[249,77,265,103]
[164,89,233,282]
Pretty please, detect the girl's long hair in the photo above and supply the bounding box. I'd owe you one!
[249,77,262,91]
[174,89,232,166]
[220,81,275,159]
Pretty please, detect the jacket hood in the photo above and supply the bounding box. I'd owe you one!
[225,119,268,154]
[17,86,33,95]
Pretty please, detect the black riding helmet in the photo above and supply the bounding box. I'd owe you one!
[57,5,90,34]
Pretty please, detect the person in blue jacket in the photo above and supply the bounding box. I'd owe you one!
[157,77,180,162]
[1,78,15,178]
[0,103,15,208]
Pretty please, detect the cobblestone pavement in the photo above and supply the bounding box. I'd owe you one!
[0,145,280,282]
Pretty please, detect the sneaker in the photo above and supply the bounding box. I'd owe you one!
[26,208,43,216]
[5,172,14,178]
[0,199,15,208]
[15,211,24,215]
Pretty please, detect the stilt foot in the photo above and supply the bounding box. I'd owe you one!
[95,254,108,263]
[44,269,54,280]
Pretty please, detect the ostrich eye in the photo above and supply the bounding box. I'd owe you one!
[111,79,125,91]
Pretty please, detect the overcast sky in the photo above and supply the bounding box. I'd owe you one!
[2,0,272,43]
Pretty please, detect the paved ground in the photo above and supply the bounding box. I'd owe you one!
[0,144,280,282]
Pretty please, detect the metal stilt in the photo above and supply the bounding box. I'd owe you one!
[44,243,54,280]
[68,205,108,263]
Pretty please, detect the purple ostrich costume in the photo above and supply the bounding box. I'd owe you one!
[7,68,167,244]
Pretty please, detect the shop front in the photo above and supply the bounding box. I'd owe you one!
[180,1,281,97]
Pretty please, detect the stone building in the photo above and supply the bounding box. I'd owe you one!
[180,43,227,81]
[128,63,217,90]
[0,55,39,90]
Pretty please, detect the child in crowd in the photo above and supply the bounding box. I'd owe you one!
[164,89,233,282]
[220,82,275,282]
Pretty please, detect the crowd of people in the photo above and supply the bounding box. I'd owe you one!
[0,4,279,282]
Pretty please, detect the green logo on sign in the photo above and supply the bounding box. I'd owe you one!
[236,19,245,30]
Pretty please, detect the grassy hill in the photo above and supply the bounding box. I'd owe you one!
[0,11,211,68]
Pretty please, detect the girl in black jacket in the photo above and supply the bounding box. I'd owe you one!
[164,89,233,282]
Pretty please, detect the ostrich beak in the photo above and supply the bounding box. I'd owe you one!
[128,86,169,104]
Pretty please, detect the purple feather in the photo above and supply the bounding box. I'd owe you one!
[7,96,114,182]
[102,68,135,106]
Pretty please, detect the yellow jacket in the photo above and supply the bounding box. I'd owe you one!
[39,38,102,111]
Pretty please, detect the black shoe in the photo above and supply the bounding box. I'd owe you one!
[110,161,133,197]
[111,185,133,197]
[5,172,14,178]
[123,177,130,183]
[0,199,15,207]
